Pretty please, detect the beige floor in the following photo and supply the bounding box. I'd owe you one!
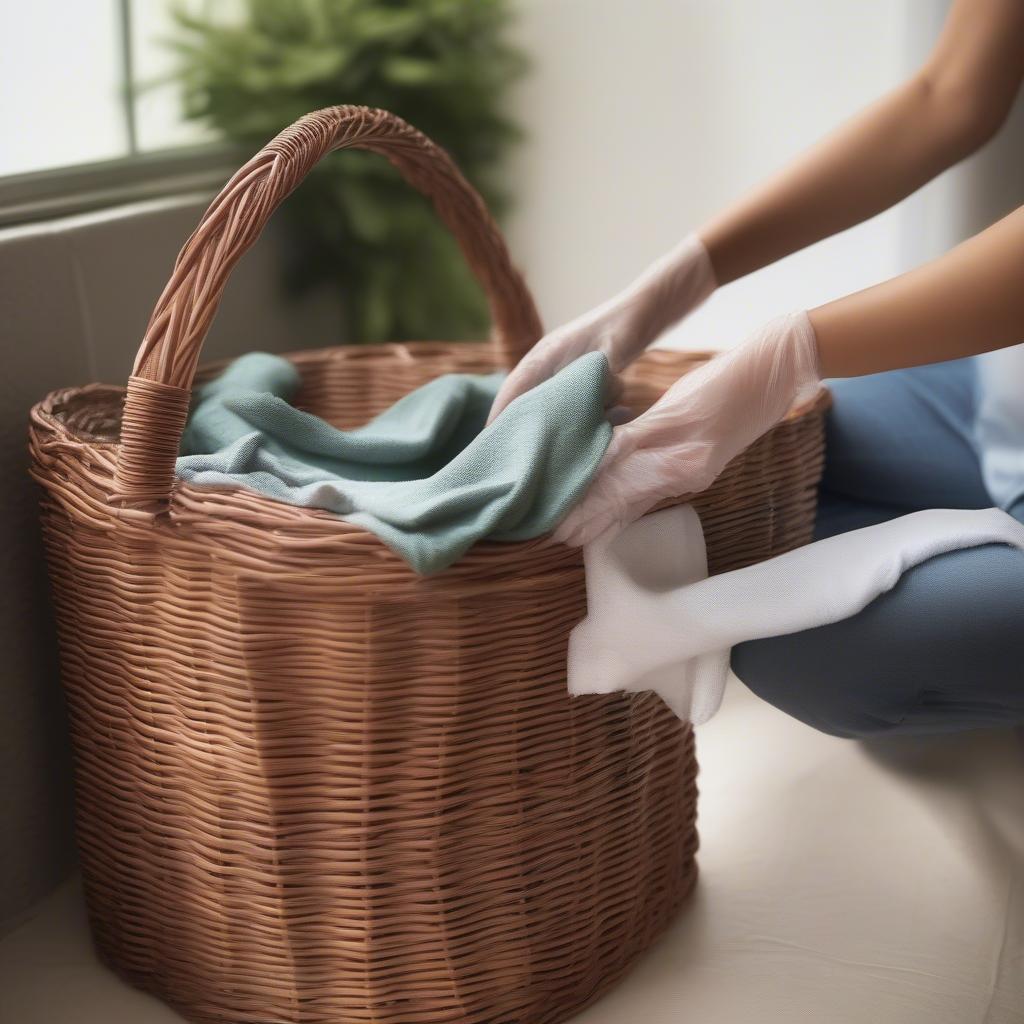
[2,680,1023,1024]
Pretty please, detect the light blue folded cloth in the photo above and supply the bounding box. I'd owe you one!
[176,351,613,575]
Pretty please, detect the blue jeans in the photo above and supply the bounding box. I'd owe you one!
[730,358,1024,738]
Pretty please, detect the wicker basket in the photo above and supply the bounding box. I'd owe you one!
[29,106,829,1024]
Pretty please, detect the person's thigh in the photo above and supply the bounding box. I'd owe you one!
[730,356,1024,739]
[821,357,991,513]
[731,539,1024,738]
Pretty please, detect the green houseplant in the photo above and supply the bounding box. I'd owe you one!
[170,0,526,343]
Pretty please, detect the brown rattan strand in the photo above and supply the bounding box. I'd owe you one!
[30,342,828,1024]
[113,106,543,508]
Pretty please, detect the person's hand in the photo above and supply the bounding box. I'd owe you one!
[487,233,716,424]
[553,311,822,546]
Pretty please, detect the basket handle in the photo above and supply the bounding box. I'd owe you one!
[112,105,543,508]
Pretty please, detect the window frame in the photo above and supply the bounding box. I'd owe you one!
[0,0,236,229]
[0,145,240,229]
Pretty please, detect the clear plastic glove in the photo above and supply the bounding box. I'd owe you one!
[487,233,716,424]
[553,311,822,547]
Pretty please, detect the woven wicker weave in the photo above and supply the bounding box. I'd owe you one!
[29,106,829,1024]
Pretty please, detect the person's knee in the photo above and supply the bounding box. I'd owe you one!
[914,542,1024,674]
[731,542,1024,739]
[730,633,912,739]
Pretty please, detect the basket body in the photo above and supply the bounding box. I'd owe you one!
[30,341,827,1024]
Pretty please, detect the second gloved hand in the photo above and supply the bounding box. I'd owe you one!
[553,310,823,547]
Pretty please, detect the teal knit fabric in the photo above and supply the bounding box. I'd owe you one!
[176,351,613,575]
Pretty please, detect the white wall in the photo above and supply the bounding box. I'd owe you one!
[505,0,943,350]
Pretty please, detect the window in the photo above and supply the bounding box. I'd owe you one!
[0,1,233,226]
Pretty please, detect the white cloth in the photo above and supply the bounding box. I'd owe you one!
[976,343,1024,512]
[568,505,1024,724]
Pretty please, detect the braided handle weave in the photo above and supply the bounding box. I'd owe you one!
[113,105,543,507]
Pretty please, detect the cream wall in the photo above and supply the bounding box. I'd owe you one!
[505,0,928,349]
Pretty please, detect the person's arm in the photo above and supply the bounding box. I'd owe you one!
[554,200,1024,546]
[812,203,1024,378]
[489,0,1024,423]
[699,0,1024,285]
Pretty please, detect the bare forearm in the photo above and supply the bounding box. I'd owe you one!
[698,0,1024,285]
[811,204,1024,378]
[699,79,970,284]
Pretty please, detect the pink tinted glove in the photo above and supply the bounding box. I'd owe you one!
[487,233,716,423]
[553,311,822,547]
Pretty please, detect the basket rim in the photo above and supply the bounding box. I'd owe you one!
[30,343,831,568]
[33,340,826,419]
